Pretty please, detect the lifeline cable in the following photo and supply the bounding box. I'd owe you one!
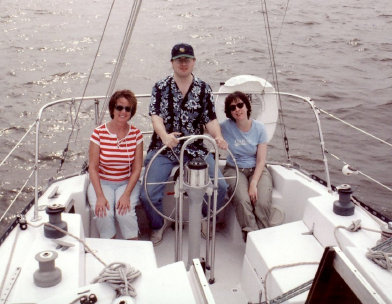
[57,0,119,173]
[260,0,291,162]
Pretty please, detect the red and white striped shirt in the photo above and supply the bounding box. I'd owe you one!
[90,123,143,181]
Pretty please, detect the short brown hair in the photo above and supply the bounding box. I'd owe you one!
[108,89,137,120]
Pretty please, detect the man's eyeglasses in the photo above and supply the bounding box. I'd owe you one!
[115,105,131,112]
[229,102,245,112]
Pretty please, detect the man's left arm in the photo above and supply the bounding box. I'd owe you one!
[205,119,228,150]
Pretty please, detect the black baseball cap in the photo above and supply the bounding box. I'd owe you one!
[171,43,195,60]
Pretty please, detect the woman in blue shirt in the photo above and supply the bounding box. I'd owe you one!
[220,91,273,241]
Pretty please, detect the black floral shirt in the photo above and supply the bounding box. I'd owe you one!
[148,74,217,160]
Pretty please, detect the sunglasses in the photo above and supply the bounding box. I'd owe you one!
[229,102,245,112]
[115,105,131,112]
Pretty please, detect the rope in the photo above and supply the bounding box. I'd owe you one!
[259,0,290,84]
[92,262,141,297]
[261,220,388,303]
[318,107,392,149]
[27,221,107,266]
[333,219,381,249]
[334,220,392,271]
[366,250,392,271]
[27,221,141,296]
[262,261,319,303]
[326,150,392,193]
[366,228,392,271]
[57,0,118,173]
[98,0,143,125]
[260,0,291,162]
[320,106,392,193]
[333,220,392,270]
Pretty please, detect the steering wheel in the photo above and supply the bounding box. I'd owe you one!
[143,135,239,224]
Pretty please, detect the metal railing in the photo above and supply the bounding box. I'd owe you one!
[5,89,382,226]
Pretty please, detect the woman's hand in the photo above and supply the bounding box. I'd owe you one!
[116,194,131,216]
[248,181,258,204]
[214,135,228,150]
[95,195,110,217]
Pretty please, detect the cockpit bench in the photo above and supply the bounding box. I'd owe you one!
[241,220,324,303]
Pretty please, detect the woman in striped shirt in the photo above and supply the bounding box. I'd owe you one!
[87,90,143,240]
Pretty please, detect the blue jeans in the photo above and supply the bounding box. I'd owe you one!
[140,151,228,230]
[87,179,140,239]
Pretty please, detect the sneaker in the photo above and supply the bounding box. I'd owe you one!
[150,218,170,246]
[201,220,213,240]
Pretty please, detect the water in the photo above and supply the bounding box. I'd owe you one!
[1,0,391,231]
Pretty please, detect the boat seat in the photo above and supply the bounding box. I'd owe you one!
[85,239,198,303]
[133,261,198,303]
[303,195,381,249]
[42,262,198,304]
[242,220,324,303]
[84,238,157,284]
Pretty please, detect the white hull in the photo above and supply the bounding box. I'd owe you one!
[1,162,391,303]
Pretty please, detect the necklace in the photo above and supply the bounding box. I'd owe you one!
[116,137,126,149]
[107,122,129,148]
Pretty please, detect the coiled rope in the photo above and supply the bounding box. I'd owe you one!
[334,219,392,271]
[366,250,392,271]
[92,262,140,297]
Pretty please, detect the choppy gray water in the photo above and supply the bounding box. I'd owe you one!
[1,0,391,231]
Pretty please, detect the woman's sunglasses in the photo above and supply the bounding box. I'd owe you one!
[229,102,244,112]
[115,105,131,112]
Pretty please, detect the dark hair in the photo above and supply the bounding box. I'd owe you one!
[224,91,251,121]
[108,89,137,120]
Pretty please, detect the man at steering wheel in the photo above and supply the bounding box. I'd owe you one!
[140,43,228,246]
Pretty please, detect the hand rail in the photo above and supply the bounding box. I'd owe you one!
[268,91,332,192]
[15,90,384,223]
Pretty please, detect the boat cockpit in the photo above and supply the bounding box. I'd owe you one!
[1,75,391,304]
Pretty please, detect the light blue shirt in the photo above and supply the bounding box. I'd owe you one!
[220,119,267,168]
